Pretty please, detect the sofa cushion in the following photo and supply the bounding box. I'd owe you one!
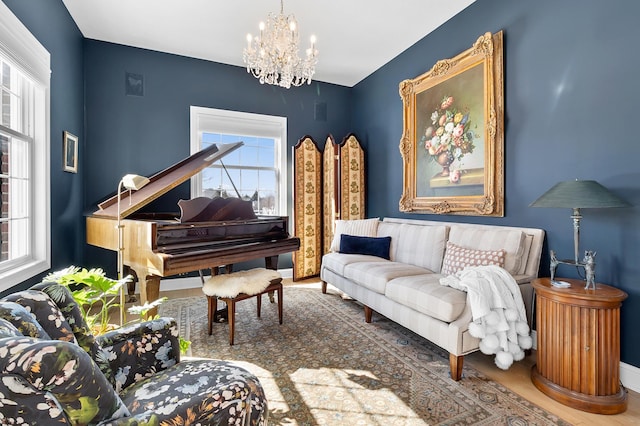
[447,226,525,274]
[385,274,467,323]
[339,234,392,259]
[441,242,506,276]
[322,252,389,277]
[343,261,432,294]
[330,218,380,251]
[377,222,448,272]
[376,222,402,259]
[517,234,534,275]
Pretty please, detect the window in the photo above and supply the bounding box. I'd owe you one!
[190,107,287,216]
[0,3,51,292]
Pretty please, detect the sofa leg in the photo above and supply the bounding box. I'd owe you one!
[321,281,327,294]
[449,354,464,381]
[364,305,373,323]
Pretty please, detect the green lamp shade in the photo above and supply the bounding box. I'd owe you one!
[530,180,629,209]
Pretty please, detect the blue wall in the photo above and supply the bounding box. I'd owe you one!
[82,40,352,273]
[352,0,640,367]
[3,0,640,368]
[2,0,85,290]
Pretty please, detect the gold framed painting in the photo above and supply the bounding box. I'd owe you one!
[63,131,78,173]
[399,31,504,216]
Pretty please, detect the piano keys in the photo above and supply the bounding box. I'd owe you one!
[86,141,300,312]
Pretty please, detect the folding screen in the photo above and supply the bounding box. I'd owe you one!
[294,134,365,280]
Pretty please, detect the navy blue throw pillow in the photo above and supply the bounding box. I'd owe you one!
[339,234,392,259]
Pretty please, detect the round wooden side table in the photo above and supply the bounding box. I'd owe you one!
[531,277,628,414]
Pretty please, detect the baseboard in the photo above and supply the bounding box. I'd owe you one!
[134,268,293,293]
[621,362,640,394]
[531,331,640,393]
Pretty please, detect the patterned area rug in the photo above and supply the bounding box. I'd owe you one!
[159,283,570,425]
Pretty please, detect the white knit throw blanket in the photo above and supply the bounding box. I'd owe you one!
[202,268,282,298]
[440,265,533,370]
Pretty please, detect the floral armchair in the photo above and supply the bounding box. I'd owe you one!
[0,281,268,425]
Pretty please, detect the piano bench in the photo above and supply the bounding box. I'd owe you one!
[206,278,283,345]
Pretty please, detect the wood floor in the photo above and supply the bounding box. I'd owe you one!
[466,352,640,425]
[149,281,639,425]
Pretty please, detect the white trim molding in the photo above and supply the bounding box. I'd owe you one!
[189,106,288,216]
[620,362,640,394]
[140,268,294,293]
[0,2,51,292]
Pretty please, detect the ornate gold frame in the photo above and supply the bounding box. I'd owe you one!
[399,31,504,216]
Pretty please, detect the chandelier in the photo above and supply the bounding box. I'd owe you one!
[243,0,318,88]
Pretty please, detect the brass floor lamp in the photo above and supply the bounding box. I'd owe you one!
[117,173,150,325]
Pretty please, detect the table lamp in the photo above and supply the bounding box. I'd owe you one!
[117,173,150,324]
[530,179,629,289]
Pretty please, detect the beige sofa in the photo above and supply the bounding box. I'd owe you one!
[320,217,544,380]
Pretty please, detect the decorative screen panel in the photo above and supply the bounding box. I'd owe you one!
[340,134,365,220]
[293,136,322,280]
[322,135,340,255]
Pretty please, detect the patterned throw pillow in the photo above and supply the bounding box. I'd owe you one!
[441,242,506,276]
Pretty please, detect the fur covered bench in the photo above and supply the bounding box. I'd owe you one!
[203,268,283,344]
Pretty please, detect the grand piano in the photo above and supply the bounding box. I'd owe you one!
[86,142,300,310]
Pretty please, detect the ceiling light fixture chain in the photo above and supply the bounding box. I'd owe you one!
[243,0,318,88]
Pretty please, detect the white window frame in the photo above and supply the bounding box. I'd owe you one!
[189,106,287,216]
[0,3,51,292]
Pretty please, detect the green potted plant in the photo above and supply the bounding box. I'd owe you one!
[45,266,126,335]
[44,266,191,353]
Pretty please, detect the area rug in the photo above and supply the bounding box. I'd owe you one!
[159,283,570,425]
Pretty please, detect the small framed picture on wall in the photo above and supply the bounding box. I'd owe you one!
[63,131,78,173]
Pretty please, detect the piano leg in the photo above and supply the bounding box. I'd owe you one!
[140,274,161,319]
[208,267,229,325]
[265,255,279,303]
[265,255,279,271]
[124,266,138,303]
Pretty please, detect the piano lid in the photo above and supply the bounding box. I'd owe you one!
[93,141,244,219]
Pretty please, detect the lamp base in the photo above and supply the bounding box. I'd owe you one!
[550,250,597,290]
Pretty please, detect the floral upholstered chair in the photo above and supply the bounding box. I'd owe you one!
[0,281,268,425]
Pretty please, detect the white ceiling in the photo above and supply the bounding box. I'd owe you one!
[62,0,475,87]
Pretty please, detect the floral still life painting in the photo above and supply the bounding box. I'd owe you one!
[417,67,485,199]
[399,31,504,216]
[423,95,476,177]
